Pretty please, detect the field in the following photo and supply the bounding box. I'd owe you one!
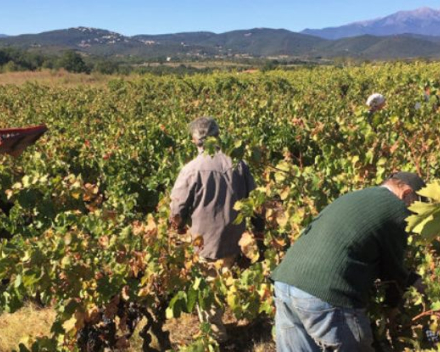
[1,63,440,351]
[0,70,113,87]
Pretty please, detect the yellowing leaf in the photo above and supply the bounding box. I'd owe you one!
[239,232,259,263]
[138,287,150,297]
[276,210,288,228]
[417,181,440,202]
[280,187,290,201]
[71,190,81,200]
[233,201,243,211]
[63,316,77,332]
[406,187,440,242]
[145,214,157,236]
[192,235,204,248]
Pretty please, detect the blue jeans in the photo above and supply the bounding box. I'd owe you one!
[274,281,374,352]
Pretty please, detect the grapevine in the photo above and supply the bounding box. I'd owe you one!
[1,64,440,350]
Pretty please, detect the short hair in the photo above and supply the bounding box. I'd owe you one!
[189,117,220,147]
[366,93,386,110]
[382,172,427,202]
[384,172,426,192]
[382,177,408,189]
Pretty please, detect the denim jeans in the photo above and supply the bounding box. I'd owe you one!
[274,281,374,352]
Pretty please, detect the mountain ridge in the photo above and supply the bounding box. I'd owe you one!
[302,7,440,39]
[2,21,440,60]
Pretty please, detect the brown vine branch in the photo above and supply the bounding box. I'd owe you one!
[412,309,440,322]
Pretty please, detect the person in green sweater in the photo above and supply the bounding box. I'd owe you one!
[271,172,426,352]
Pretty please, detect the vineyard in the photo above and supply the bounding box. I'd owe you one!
[1,63,440,351]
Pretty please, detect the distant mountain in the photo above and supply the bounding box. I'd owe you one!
[1,25,440,60]
[0,27,327,58]
[136,28,326,56]
[203,28,325,56]
[0,34,8,38]
[302,7,440,39]
[0,27,140,51]
[133,31,217,45]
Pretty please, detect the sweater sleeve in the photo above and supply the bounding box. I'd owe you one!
[237,160,256,197]
[378,222,409,290]
[170,167,196,222]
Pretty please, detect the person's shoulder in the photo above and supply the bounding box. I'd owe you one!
[335,187,397,204]
[183,151,226,171]
[236,159,251,173]
[178,157,200,175]
[356,186,407,212]
[348,186,394,197]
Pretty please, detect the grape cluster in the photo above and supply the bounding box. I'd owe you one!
[424,326,440,344]
[76,300,143,352]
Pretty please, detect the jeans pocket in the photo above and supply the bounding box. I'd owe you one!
[353,310,374,343]
[296,305,344,346]
[339,308,375,351]
[274,296,297,330]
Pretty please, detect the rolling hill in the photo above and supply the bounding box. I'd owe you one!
[0,27,327,58]
[1,24,440,60]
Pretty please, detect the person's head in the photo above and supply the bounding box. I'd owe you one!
[366,93,386,112]
[382,172,426,206]
[188,116,220,148]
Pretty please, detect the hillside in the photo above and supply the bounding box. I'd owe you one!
[315,34,440,59]
[1,26,440,60]
[198,28,325,56]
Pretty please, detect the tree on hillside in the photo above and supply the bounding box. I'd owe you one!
[58,50,90,73]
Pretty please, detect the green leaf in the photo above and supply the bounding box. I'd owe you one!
[14,274,22,288]
[187,287,198,313]
[193,277,202,290]
[406,183,440,242]
[430,301,440,311]
[166,291,187,319]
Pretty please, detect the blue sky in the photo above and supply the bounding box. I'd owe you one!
[1,0,440,36]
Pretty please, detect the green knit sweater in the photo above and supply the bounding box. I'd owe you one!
[271,187,410,308]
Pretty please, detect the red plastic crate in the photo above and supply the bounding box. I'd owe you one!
[0,124,48,156]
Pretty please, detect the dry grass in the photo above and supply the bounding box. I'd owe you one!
[0,305,275,352]
[0,303,56,352]
[0,69,112,87]
[129,311,275,352]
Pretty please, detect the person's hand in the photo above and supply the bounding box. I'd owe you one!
[170,214,183,229]
[177,226,187,235]
[385,307,400,338]
[170,214,188,235]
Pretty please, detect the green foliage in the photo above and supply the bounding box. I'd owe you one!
[0,47,48,72]
[93,60,119,75]
[407,182,440,242]
[57,50,90,74]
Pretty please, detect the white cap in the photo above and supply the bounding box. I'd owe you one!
[366,93,386,110]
